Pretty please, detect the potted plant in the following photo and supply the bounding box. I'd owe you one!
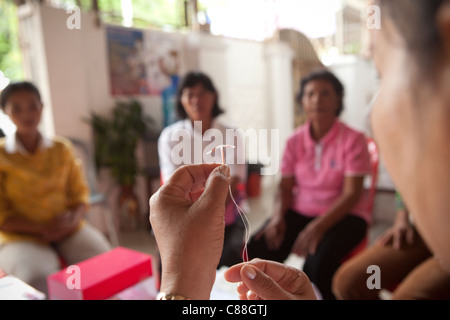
[87,100,154,230]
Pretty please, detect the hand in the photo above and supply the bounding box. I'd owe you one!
[41,205,85,243]
[224,259,317,300]
[149,164,231,300]
[292,217,326,257]
[255,216,286,251]
[376,210,415,250]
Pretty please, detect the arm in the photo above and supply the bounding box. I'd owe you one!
[0,216,45,237]
[313,175,364,231]
[292,175,364,256]
[256,176,295,250]
[42,141,89,243]
[41,204,87,243]
[377,192,414,249]
[150,164,230,299]
[0,170,46,238]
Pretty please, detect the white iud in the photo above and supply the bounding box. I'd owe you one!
[208,144,251,263]
[206,144,235,165]
[170,121,280,176]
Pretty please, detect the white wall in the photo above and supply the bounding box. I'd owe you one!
[329,55,378,133]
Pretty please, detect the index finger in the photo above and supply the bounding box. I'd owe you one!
[160,164,222,199]
[225,259,313,298]
[225,259,297,283]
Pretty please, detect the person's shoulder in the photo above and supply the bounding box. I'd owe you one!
[50,136,78,156]
[281,124,306,152]
[52,136,71,148]
[158,120,187,142]
[338,122,369,151]
[289,123,308,140]
[162,120,187,133]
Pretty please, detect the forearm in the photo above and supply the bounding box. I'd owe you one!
[316,192,362,231]
[275,177,294,220]
[0,216,45,236]
[278,190,293,219]
[71,203,88,221]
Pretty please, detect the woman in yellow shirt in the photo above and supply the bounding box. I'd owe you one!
[0,82,111,294]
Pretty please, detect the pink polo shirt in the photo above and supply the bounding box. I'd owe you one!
[281,120,372,223]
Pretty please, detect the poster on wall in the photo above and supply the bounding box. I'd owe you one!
[106,25,182,127]
[143,31,181,126]
[107,26,150,95]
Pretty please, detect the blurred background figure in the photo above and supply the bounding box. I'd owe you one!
[247,70,372,300]
[0,82,111,295]
[158,71,247,268]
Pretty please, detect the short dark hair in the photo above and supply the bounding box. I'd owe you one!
[297,69,345,116]
[176,71,224,119]
[0,81,42,111]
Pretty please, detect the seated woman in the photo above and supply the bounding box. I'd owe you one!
[0,82,111,294]
[247,70,372,300]
[333,192,450,299]
[157,71,247,268]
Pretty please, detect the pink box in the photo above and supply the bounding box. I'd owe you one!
[47,247,153,300]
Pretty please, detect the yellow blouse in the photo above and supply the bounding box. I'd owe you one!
[0,134,89,244]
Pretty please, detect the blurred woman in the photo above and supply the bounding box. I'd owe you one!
[158,71,247,268]
[247,70,371,300]
[0,82,111,294]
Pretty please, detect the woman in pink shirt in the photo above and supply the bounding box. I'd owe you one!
[248,70,372,300]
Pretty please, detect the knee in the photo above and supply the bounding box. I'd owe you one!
[332,263,352,299]
[13,254,60,294]
[332,262,366,300]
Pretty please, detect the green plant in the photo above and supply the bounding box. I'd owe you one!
[87,100,153,187]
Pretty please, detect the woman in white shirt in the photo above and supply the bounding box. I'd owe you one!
[157,71,247,268]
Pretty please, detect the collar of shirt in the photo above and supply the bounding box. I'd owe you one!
[4,131,54,155]
[183,118,220,134]
[304,119,341,148]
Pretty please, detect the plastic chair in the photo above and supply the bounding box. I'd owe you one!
[67,137,120,247]
[341,137,380,261]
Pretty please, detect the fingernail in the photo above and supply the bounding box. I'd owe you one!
[243,265,257,280]
[219,164,230,177]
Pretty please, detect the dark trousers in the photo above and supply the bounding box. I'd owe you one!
[248,209,367,300]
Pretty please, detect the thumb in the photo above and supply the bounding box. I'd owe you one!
[197,164,231,209]
[240,264,291,300]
